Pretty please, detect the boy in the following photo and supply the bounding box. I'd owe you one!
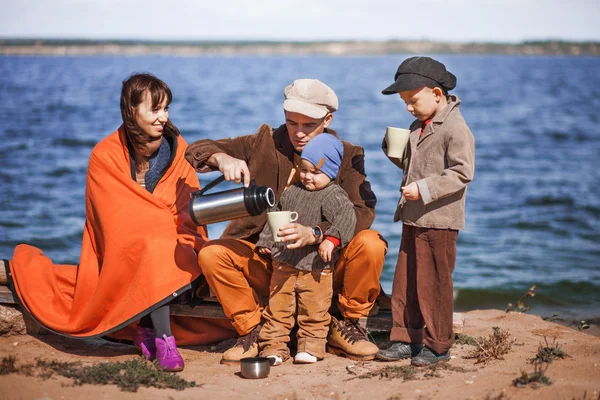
[255,133,357,365]
[377,56,475,366]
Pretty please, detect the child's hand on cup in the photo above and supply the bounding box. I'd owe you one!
[280,223,316,249]
[256,247,271,254]
[401,182,421,200]
[318,239,335,262]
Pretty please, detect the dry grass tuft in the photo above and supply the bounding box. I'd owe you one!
[0,355,18,375]
[350,365,418,381]
[0,356,197,392]
[465,327,515,364]
[347,362,473,382]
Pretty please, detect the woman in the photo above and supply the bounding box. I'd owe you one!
[6,73,236,371]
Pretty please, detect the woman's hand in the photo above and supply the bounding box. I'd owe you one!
[210,153,251,187]
[256,247,271,255]
[401,182,421,200]
[279,223,317,249]
[318,240,335,262]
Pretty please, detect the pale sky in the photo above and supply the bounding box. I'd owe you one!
[2,0,600,43]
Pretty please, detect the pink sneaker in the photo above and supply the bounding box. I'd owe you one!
[133,326,156,360]
[155,334,184,372]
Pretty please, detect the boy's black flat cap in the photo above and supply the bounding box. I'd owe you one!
[382,56,457,95]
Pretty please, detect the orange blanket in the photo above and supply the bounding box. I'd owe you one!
[8,126,236,345]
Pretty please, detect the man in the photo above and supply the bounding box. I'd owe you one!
[185,79,387,364]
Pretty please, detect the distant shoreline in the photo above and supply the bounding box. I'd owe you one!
[1,39,599,56]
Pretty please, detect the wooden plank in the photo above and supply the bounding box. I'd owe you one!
[0,284,394,331]
[170,302,393,331]
[360,311,392,332]
[0,285,14,304]
[170,303,227,319]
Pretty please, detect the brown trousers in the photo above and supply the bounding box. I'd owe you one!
[390,224,458,354]
[198,230,387,335]
[259,263,333,360]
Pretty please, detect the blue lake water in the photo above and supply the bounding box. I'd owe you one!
[1,54,599,319]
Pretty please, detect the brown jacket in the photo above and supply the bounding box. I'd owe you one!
[185,124,376,243]
[389,96,475,230]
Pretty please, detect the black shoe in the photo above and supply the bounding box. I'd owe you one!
[411,346,450,367]
[376,342,422,361]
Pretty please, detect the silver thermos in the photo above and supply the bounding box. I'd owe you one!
[189,175,275,225]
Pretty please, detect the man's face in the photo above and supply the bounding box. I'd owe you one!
[399,86,442,121]
[285,111,332,152]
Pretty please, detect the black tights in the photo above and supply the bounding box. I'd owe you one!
[139,305,172,337]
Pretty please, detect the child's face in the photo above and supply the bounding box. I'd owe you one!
[300,159,331,191]
[399,86,445,121]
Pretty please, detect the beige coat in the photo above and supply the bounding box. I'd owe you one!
[386,95,475,230]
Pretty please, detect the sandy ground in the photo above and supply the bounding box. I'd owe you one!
[1,310,599,400]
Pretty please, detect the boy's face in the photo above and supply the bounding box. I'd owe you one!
[300,159,331,191]
[399,86,444,121]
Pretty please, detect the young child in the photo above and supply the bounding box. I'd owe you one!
[255,133,357,365]
[377,56,475,366]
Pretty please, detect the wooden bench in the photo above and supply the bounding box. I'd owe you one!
[0,260,393,332]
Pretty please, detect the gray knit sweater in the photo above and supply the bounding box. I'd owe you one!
[256,182,356,271]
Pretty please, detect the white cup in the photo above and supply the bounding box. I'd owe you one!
[384,126,411,159]
[267,211,299,242]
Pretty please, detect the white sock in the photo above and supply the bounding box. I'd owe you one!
[266,355,283,366]
[294,351,317,363]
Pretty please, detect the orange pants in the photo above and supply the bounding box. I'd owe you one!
[198,230,387,335]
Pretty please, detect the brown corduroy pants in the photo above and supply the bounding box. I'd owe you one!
[390,224,458,354]
[259,263,333,360]
[197,230,387,335]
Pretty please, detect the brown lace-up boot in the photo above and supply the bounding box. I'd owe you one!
[327,316,378,361]
[221,325,261,365]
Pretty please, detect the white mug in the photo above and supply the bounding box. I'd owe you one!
[267,211,299,242]
[384,126,411,159]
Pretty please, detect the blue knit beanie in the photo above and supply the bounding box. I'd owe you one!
[301,134,344,179]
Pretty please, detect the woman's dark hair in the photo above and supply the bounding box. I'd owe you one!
[120,73,179,152]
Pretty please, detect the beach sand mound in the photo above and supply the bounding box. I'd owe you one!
[0,309,599,400]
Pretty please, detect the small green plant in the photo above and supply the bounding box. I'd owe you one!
[465,327,515,364]
[578,320,590,331]
[529,337,568,364]
[512,361,551,388]
[506,284,536,313]
[0,356,197,392]
[454,333,477,346]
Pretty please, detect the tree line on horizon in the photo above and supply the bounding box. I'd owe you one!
[1,38,598,55]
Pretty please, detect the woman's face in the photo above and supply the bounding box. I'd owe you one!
[134,90,169,140]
